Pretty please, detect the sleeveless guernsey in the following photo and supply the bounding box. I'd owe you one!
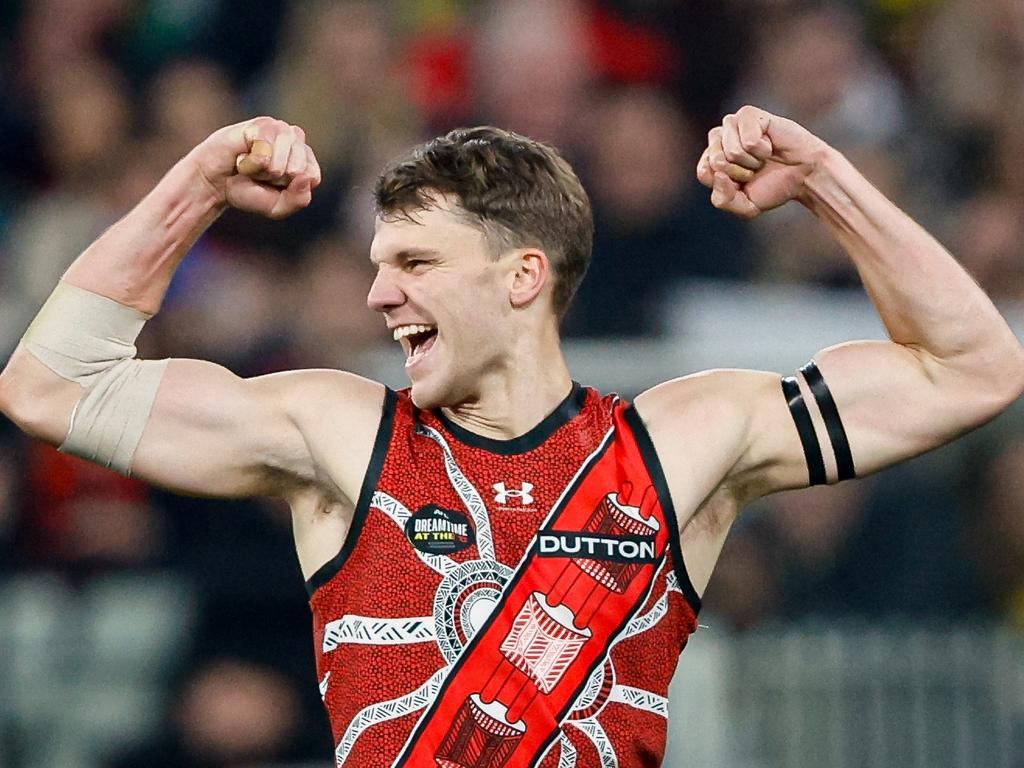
[306,383,701,768]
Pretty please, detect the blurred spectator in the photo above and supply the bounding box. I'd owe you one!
[395,0,476,131]
[14,0,134,90]
[254,0,422,248]
[4,58,141,308]
[193,0,290,88]
[565,86,752,336]
[728,2,921,288]
[473,0,593,153]
[145,58,241,163]
[586,0,747,130]
[286,236,391,370]
[949,191,1024,304]
[764,481,872,619]
[1,3,1024,766]
[860,0,941,82]
[134,490,332,766]
[14,445,165,572]
[107,657,325,768]
[759,447,980,621]
[702,515,785,632]
[704,439,990,630]
[702,481,876,632]
[0,419,23,570]
[967,435,1024,630]
[915,0,1024,194]
[33,56,134,184]
[734,2,908,150]
[178,659,301,765]
[150,245,295,375]
[990,98,1024,204]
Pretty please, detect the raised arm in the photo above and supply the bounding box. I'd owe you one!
[639,106,1024,508]
[0,117,375,500]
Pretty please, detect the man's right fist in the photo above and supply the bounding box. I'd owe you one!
[187,117,322,220]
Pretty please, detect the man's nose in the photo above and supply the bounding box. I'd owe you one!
[366,266,405,313]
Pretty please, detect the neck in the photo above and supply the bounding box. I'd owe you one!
[441,330,573,440]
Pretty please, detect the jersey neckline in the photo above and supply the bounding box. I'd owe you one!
[433,381,587,455]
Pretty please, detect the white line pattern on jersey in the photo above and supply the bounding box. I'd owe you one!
[557,733,578,768]
[372,491,457,575]
[323,615,436,651]
[416,423,496,561]
[619,566,679,642]
[572,660,612,715]
[335,667,448,767]
[608,685,669,717]
[571,718,619,768]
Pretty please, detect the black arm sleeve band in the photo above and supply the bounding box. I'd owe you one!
[781,376,827,486]
[799,360,856,481]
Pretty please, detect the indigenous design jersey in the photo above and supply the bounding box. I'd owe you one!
[306,383,701,768]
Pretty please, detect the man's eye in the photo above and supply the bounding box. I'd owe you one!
[407,259,428,269]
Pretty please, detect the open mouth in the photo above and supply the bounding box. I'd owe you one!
[393,323,439,367]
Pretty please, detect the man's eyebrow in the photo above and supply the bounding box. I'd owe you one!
[370,247,439,265]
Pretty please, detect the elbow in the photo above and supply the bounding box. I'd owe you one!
[0,364,19,423]
[1011,342,1024,404]
[0,353,75,443]
[0,364,41,435]
[937,338,1024,428]
[976,340,1024,418]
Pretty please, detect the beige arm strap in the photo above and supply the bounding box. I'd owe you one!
[21,281,168,475]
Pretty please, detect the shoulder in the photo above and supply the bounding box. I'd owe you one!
[256,367,385,408]
[264,370,401,507]
[634,368,780,433]
[252,368,392,443]
[633,369,786,499]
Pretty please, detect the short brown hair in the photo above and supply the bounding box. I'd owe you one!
[374,127,593,317]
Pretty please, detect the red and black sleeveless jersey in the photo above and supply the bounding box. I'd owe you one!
[306,383,701,768]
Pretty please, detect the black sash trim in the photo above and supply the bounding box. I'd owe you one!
[621,405,703,613]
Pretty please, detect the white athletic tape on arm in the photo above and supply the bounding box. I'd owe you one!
[22,281,168,475]
[24,281,150,386]
[61,358,168,474]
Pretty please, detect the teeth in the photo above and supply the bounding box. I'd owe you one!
[392,324,436,341]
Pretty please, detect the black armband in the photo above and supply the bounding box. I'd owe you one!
[781,375,827,486]
[799,360,856,481]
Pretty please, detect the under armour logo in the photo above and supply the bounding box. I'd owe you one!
[493,482,534,505]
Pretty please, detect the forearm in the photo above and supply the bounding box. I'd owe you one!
[0,155,219,450]
[803,148,1023,377]
[63,152,224,314]
[1,117,318,477]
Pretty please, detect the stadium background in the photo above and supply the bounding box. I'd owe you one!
[0,0,1022,766]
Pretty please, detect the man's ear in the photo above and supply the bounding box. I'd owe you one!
[508,249,550,308]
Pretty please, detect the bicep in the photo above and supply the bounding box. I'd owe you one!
[799,340,991,476]
[641,339,1003,513]
[130,359,314,498]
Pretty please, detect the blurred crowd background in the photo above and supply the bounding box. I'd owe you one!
[0,0,1023,766]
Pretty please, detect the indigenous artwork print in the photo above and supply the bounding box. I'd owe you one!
[312,393,698,768]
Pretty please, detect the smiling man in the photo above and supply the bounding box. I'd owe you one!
[1,108,1022,768]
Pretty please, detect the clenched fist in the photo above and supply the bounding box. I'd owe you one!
[186,117,323,220]
[696,105,829,219]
